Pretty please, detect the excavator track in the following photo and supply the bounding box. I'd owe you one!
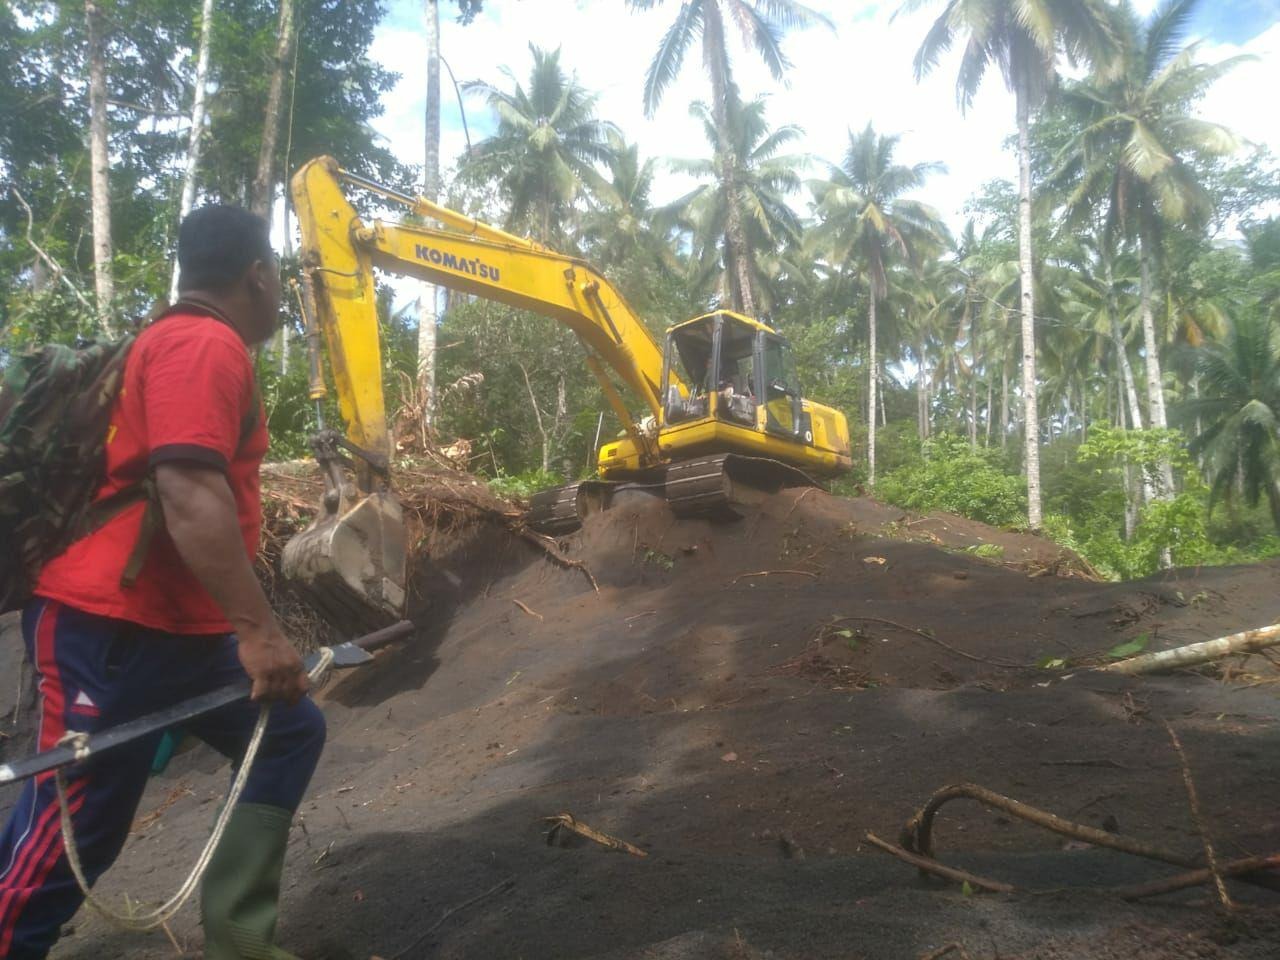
[525,455,819,535]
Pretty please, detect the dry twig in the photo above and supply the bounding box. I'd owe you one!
[544,814,647,857]
[1164,720,1233,911]
[1111,854,1280,901]
[783,486,819,520]
[830,617,1029,669]
[919,944,972,960]
[731,569,819,586]
[864,832,1013,893]
[511,598,543,621]
[388,876,515,960]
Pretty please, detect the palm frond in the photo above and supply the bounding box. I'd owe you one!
[643,0,702,117]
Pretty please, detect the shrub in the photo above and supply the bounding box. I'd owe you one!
[877,434,1027,528]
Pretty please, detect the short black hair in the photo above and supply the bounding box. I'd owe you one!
[176,204,273,293]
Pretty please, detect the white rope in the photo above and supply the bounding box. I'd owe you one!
[53,647,335,932]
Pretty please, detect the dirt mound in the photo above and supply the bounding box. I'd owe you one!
[18,479,1280,960]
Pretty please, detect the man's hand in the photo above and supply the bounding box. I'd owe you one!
[237,626,309,705]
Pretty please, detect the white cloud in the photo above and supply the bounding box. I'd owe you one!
[360,0,1280,241]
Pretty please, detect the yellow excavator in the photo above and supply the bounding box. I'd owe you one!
[282,156,851,626]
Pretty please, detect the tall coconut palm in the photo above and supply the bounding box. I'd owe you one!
[1186,312,1280,532]
[901,0,1115,527]
[669,95,805,315]
[462,45,615,244]
[626,0,832,316]
[810,123,946,487]
[1054,0,1244,494]
[581,131,676,272]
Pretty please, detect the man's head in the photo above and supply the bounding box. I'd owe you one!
[177,204,281,344]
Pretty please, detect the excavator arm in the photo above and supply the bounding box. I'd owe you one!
[291,156,671,471]
[283,156,678,626]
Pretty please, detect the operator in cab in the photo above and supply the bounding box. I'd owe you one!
[0,206,322,960]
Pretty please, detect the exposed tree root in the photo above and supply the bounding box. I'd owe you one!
[890,781,1280,900]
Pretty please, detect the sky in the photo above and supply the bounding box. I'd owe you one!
[362,0,1280,237]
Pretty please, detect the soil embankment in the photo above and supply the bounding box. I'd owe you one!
[7,478,1280,959]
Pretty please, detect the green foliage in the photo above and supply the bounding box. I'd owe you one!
[877,434,1028,529]
[486,469,561,502]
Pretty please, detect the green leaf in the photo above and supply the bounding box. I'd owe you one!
[1107,634,1150,660]
[961,880,974,897]
[1037,656,1068,671]
[834,629,854,638]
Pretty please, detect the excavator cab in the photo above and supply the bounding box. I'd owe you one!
[661,312,806,442]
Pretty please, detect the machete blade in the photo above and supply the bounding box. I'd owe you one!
[327,641,375,668]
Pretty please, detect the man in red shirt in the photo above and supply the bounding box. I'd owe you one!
[0,206,323,960]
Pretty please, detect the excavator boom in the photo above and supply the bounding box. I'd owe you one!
[282,156,850,627]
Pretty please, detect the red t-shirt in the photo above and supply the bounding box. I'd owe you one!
[35,310,269,634]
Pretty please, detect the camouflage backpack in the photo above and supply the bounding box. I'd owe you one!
[0,334,141,613]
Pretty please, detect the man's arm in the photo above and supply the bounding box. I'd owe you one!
[154,462,308,704]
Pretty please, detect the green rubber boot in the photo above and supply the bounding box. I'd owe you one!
[200,803,300,960]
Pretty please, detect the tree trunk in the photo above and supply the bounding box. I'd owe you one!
[169,0,216,302]
[1000,349,1009,450]
[1118,391,1139,539]
[519,362,550,474]
[250,0,296,219]
[702,3,755,317]
[1139,235,1175,497]
[417,0,441,427]
[85,0,114,335]
[916,337,928,442]
[1111,313,1144,433]
[985,372,993,445]
[868,294,878,487]
[1016,82,1042,528]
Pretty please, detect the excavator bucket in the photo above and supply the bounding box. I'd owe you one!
[281,491,408,630]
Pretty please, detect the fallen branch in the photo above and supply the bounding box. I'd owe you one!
[386,876,515,960]
[864,832,1013,894]
[1112,854,1280,901]
[1164,720,1232,911]
[898,782,1280,899]
[544,814,647,857]
[1101,623,1280,675]
[511,598,543,622]
[900,782,1197,870]
[730,569,819,586]
[830,617,1029,669]
[10,186,93,312]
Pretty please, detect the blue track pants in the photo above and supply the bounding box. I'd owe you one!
[0,599,325,959]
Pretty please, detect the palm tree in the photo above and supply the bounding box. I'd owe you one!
[669,95,805,315]
[580,131,684,319]
[901,0,1115,527]
[810,123,946,487]
[1054,0,1244,493]
[462,45,615,244]
[626,0,832,316]
[1186,312,1280,532]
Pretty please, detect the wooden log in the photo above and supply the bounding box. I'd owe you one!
[1100,624,1280,675]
